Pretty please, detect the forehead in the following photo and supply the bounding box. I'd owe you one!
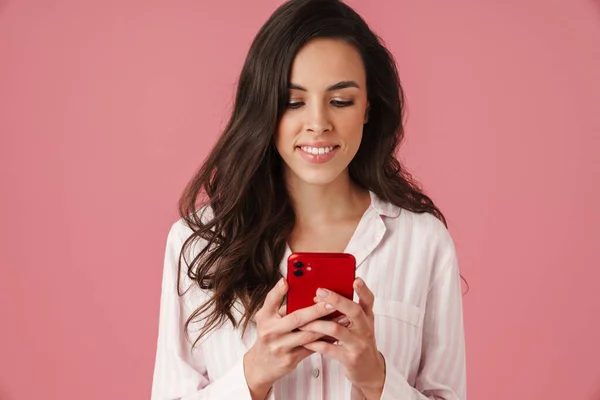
[289,38,366,89]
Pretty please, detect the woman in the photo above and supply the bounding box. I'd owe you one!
[151,0,466,399]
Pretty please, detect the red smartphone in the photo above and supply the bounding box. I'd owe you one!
[286,252,356,320]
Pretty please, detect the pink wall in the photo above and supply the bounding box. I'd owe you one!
[1,0,599,399]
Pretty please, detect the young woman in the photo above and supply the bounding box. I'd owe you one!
[151,0,466,399]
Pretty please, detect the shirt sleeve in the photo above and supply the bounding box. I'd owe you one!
[380,258,467,400]
[151,222,253,400]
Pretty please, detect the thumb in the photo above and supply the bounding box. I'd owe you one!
[354,278,374,317]
[278,304,287,317]
[263,277,288,315]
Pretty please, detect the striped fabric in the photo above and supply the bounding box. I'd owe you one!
[151,191,466,399]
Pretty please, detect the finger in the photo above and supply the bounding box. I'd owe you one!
[298,320,355,344]
[315,288,370,331]
[275,329,326,350]
[261,278,288,316]
[278,304,287,317]
[276,301,336,333]
[334,314,350,327]
[303,340,344,361]
[300,314,350,329]
[354,278,375,317]
[290,345,315,362]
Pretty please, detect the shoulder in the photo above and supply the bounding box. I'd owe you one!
[371,192,455,259]
[168,205,214,243]
[163,206,214,297]
[402,209,454,254]
[395,208,458,282]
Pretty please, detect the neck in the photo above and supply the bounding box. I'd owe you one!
[285,170,370,226]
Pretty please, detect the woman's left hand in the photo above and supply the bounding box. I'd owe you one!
[298,278,385,400]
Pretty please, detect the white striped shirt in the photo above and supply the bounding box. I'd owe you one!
[151,191,466,399]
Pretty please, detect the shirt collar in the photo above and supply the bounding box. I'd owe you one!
[369,190,401,218]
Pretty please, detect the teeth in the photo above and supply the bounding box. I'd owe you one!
[300,146,336,155]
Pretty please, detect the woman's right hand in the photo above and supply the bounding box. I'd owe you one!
[243,277,337,399]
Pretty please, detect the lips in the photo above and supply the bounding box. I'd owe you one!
[296,145,339,155]
[296,145,340,164]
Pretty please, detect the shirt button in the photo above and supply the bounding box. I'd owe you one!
[312,368,320,378]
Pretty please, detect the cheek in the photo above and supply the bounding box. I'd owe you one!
[337,117,364,146]
[275,117,297,150]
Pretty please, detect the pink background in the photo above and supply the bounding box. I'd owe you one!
[1,0,599,399]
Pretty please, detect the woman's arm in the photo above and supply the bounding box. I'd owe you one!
[380,258,467,400]
[150,222,254,400]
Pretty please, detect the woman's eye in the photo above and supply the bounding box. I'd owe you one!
[286,101,304,109]
[331,100,354,107]
[286,100,354,109]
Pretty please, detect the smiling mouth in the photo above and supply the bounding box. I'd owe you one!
[296,145,340,155]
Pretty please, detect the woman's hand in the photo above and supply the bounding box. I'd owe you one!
[243,278,336,400]
[299,278,386,400]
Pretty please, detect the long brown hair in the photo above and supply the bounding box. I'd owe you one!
[178,0,454,347]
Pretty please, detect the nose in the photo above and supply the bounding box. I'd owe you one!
[305,103,332,135]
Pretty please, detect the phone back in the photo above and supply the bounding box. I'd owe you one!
[286,252,356,316]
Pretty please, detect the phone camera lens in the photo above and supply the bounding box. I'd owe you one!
[293,270,303,277]
[293,261,304,268]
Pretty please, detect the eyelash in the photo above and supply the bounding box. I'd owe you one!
[286,100,355,109]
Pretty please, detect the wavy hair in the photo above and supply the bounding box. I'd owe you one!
[177,0,458,346]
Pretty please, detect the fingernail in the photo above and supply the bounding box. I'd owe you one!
[325,303,334,310]
[278,278,285,287]
[355,278,364,288]
[317,288,329,298]
[337,316,349,325]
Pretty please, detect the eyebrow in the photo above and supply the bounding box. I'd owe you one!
[288,80,360,92]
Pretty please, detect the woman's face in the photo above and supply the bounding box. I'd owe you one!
[276,38,369,187]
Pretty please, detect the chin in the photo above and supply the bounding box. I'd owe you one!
[289,167,347,186]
